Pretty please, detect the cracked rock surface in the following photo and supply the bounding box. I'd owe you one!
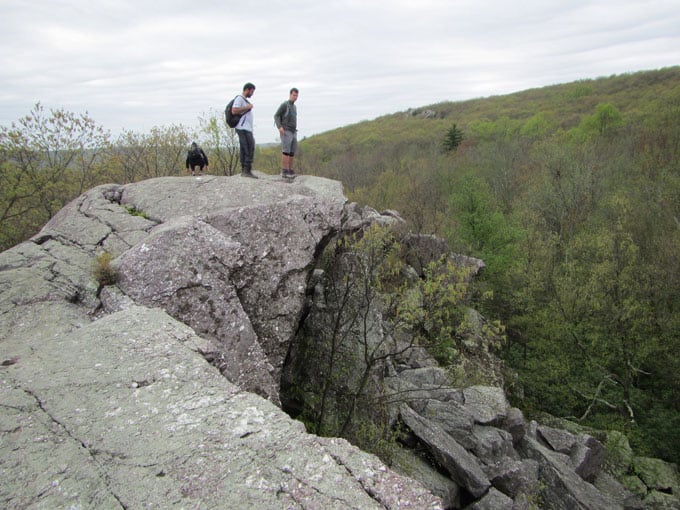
[1,175,440,509]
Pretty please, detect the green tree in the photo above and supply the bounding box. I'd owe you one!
[0,102,110,249]
[113,124,192,181]
[294,224,406,438]
[283,225,473,456]
[197,109,240,176]
[571,103,624,140]
[443,122,464,152]
[447,174,522,281]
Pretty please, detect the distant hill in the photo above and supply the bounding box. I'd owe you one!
[297,66,680,189]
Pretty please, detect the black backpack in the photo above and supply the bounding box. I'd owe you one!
[225,95,242,128]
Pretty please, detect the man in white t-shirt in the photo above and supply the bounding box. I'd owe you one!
[232,82,257,178]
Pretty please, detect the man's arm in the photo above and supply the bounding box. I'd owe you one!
[232,96,252,115]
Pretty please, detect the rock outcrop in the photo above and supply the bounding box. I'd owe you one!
[1,173,675,509]
[0,175,440,509]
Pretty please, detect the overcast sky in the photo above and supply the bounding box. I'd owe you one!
[1,0,679,143]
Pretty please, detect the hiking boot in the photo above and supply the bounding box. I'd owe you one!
[241,170,258,179]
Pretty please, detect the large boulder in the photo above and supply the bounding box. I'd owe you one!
[462,385,510,426]
[113,175,349,403]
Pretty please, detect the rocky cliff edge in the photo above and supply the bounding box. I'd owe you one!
[0,174,441,509]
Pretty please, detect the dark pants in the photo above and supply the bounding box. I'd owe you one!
[236,129,255,171]
[188,163,206,173]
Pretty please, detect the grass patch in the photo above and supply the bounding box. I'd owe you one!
[92,251,117,286]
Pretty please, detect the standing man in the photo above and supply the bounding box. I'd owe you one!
[232,82,257,179]
[274,88,299,179]
[185,142,209,176]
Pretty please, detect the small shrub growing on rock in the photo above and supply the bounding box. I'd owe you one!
[92,251,117,286]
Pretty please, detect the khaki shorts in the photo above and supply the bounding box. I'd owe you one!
[281,130,298,155]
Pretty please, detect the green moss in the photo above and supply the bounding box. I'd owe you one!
[125,205,149,219]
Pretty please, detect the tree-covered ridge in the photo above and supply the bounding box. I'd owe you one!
[292,66,680,465]
[298,67,680,175]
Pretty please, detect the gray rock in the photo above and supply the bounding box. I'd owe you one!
[471,426,518,462]
[485,458,540,499]
[594,472,643,509]
[393,343,439,370]
[384,374,462,417]
[519,437,621,509]
[98,284,135,313]
[1,304,442,509]
[391,446,461,509]
[398,366,455,389]
[400,404,491,498]
[538,424,576,454]
[422,399,477,450]
[462,385,510,426]
[503,407,527,445]
[633,456,680,495]
[40,183,158,255]
[423,399,475,433]
[571,434,606,483]
[115,216,279,403]
[3,174,665,510]
[468,487,515,509]
[316,437,444,509]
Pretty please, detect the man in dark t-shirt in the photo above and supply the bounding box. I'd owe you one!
[274,88,299,179]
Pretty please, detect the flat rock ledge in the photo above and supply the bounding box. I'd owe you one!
[0,175,441,509]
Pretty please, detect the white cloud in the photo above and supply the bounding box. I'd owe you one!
[1,0,679,142]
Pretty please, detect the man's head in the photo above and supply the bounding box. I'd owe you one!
[243,82,256,98]
[289,87,299,103]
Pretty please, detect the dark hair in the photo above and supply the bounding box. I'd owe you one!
[243,82,256,91]
[191,142,198,148]
[290,87,299,94]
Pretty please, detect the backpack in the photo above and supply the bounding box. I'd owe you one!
[225,95,242,128]
[275,102,291,128]
[189,146,201,160]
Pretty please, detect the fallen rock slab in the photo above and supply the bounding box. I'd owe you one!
[519,437,620,510]
[400,404,491,499]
